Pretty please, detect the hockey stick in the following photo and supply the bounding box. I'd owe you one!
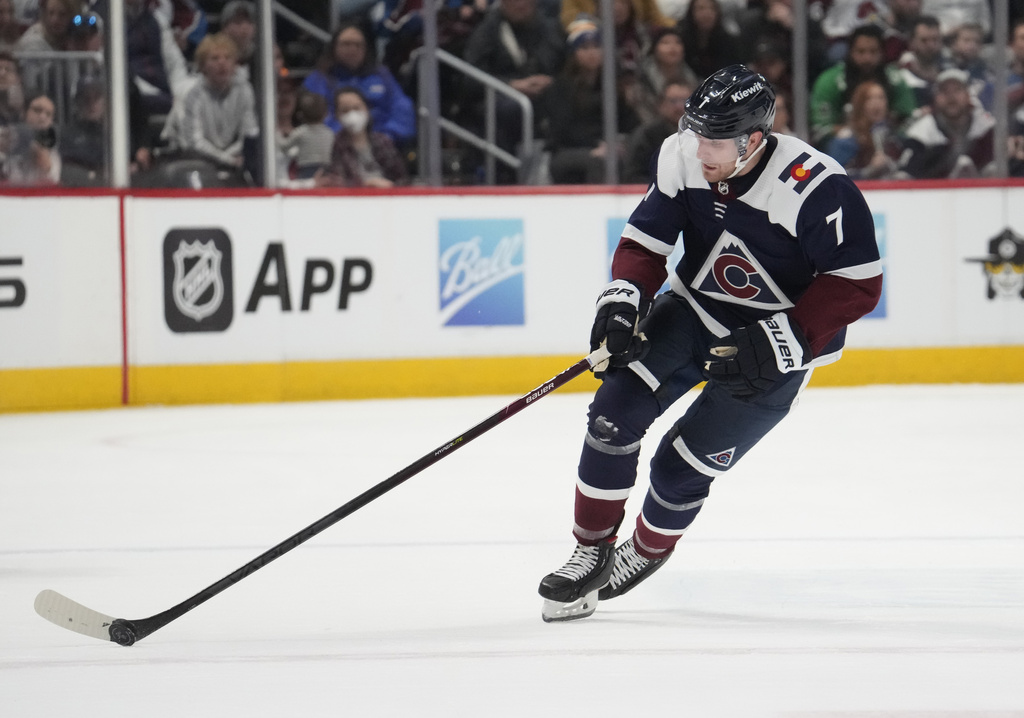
[34,346,611,646]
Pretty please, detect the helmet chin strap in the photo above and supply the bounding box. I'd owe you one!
[727,135,768,179]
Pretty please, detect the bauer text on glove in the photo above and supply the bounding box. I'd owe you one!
[703,313,810,398]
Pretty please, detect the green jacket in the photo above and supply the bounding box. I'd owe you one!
[810,62,917,145]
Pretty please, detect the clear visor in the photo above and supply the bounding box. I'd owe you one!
[679,128,747,166]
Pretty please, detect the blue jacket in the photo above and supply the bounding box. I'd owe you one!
[303,65,416,144]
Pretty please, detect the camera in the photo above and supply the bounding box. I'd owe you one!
[34,126,57,149]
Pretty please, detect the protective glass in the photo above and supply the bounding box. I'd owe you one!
[678,128,746,165]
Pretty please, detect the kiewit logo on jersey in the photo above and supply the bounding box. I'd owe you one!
[691,232,793,309]
[163,228,234,332]
[439,219,525,326]
[779,152,826,194]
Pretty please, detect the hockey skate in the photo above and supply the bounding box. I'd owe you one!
[598,537,669,601]
[538,541,615,622]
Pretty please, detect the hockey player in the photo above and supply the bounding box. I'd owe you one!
[538,65,883,622]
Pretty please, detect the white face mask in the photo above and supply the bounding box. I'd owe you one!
[339,109,369,133]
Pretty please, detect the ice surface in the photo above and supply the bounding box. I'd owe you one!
[2,384,1023,717]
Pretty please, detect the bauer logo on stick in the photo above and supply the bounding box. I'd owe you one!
[163,228,234,333]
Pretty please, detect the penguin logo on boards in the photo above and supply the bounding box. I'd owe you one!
[965,227,1024,300]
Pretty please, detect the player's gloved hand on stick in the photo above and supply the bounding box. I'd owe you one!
[704,312,811,398]
[590,279,650,377]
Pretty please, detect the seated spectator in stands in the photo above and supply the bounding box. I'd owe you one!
[218,1,256,80]
[920,0,990,38]
[0,0,25,51]
[810,24,917,148]
[897,15,945,109]
[1009,20,1024,122]
[461,0,565,171]
[623,79,689,183]
[153,0,208,62]
[947,22,993,110]
[303,22,416,146]
[327,86,408,187]
[66,10,102,53]
[14,0,76,93]
[1,91,59,184]
[826,80,902,179]
[126,0,190,170]
[278,91,335,179]
[13,0,72,53]
[1010,106,1024,177]
[543,18,639,184]
[60,76,105,185]
[773,88,795,135]
[736,1,826,92]
[885,0,925,62]
[0,49,23,124]
[163,33,259,182]
[898,68,995,178]
[679,0,742,81]
[635,26,698,122]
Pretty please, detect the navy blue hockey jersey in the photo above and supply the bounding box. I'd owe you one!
[616,132,883,367]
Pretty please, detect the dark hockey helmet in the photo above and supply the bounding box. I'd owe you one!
[680,64,776,140]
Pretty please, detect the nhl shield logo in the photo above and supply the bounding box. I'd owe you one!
[172,240,224,321]
[163,228,234,332]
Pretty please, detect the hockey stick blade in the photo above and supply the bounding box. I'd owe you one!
[35,346,612,646]
[33,590,138,645]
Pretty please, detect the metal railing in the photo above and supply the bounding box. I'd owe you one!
[417,48,538,186]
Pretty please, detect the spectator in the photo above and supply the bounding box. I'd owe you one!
[1010,106,1024,177]
[623,79,690,183]
[303,22,416,146]
[13,0,72,53]
[898,68,994,179]
[636,26,698,122]
[607,0,671,99]
[2,90,59,184]
[544,17,640,184]
[773,87,794,135]
[126,0,190,173]
[60,76,105,185]
[0,49,23,124]
[738,0,829,88]
[163,32,259,183]
[218,1,256,80]
[153,0,209,62]
[886,0,924,61]
[276,75,298,136]
[1009,19,1024,121]
[920,0,991,38]
[0,0,24,51]
[678,0,742,81]
[810,24,916,148]
[820,0,890,64]
[278,91,335,179]
[327,85,408,187]
[897,15,945,109]
[947,22,993,110]
[14,0,75,93]
[461,0,565,175]
[826,80,902,179]
[560,0,672,32]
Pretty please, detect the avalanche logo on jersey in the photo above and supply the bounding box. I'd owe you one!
[706,447,736,468]
[439,219,525,326]
[690,231,793,309]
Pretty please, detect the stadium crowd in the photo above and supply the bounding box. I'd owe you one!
[0,0,1023,187]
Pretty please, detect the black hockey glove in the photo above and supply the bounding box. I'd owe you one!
[590,279,650,377]
[704,313,811,399]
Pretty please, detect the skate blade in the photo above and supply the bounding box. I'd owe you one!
[541,590,599,623]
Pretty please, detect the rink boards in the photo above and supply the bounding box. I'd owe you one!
[2,183,1024,411]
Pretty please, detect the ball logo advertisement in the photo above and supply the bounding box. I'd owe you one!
[438,219,525,326]
[162,228,234,333]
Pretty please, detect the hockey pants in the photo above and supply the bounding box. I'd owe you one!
[574,291,811,559]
